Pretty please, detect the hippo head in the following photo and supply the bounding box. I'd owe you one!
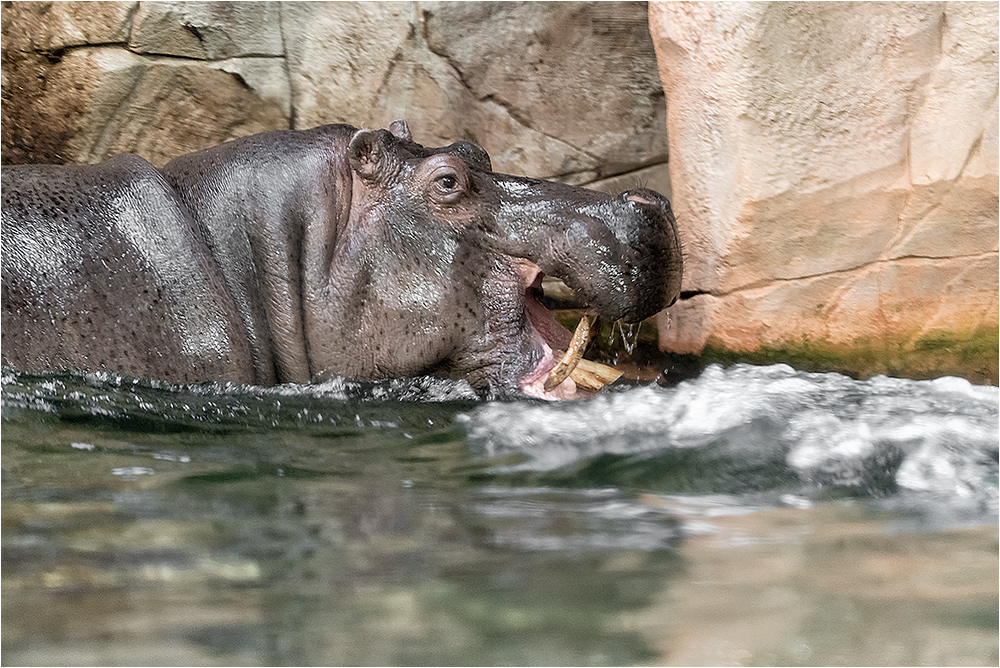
[309,121,682,399]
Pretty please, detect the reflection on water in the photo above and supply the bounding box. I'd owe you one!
[2,365,997,666]
[633,497,998,666]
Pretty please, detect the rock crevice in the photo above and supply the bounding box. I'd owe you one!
[692,250,999,300]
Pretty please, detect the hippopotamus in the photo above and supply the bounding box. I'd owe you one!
[1,121,682,399]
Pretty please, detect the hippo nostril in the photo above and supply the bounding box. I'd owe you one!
[623,188,670,210]
[625,193,657,206]
[622,189,675,226]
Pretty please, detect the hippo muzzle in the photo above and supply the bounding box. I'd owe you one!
[1,122,682,400]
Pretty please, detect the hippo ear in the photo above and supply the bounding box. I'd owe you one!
[348,129,399,183]
[388,119,412,142]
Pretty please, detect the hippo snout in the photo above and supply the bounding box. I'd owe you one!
[488,174,683,397]
[569,187,683,322]
[620,188,683,311]
[493,175,683,324]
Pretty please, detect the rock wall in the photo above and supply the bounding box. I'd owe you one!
[649,1,998,379]
[1,1,669,194]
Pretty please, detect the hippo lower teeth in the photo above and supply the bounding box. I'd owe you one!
[543,314,593,391]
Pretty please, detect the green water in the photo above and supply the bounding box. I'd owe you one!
[2,370,997,666]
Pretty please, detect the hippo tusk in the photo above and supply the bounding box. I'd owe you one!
[544,314,593,391]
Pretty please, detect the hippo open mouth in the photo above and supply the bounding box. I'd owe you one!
[515,262,617,400]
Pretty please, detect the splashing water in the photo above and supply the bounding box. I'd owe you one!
[460,364,999,522]
[4,364,996,523]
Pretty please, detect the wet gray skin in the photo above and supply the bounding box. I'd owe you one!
[1,121,682,399]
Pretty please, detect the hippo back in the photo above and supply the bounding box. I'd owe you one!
[1,154,255,383]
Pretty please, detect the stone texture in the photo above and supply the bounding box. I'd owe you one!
[1,1,136,53]
[258,1,666,182]
[209,57,291,118]
[129,1,283,59]
[649,1,999,363]
[4,46,288,166]
[3,1,666,192]
[2,1,290,165]
[420,1,669,180]
[279,2,416,129]
[587,162,671,200]
[1,1,138,164]
[665,253,999,355]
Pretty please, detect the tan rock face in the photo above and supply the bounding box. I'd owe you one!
[2,2,289,166]
[46,49,287,167]
[1,1,136,52]
[281,1,667,182]
[129,1,283,60]
[649,1,999,369]
[420,1,668,180]
[2,1,666,189]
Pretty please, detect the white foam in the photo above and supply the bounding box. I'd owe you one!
[461,364,999,511]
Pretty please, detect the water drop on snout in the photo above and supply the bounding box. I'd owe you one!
[625,322,640,355]
[610,320,641,356]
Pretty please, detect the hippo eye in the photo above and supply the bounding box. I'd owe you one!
[432,171,466,203]
[435,174,459,191]
[426,159,469,205]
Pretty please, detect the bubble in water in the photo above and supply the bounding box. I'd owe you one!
[111,466,155,477]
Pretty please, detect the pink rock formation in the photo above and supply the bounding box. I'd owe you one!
[649,2,998,366]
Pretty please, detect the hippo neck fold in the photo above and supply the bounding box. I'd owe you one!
[162,125,357,384]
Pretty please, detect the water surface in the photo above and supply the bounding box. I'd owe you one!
[2,364,997,666]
